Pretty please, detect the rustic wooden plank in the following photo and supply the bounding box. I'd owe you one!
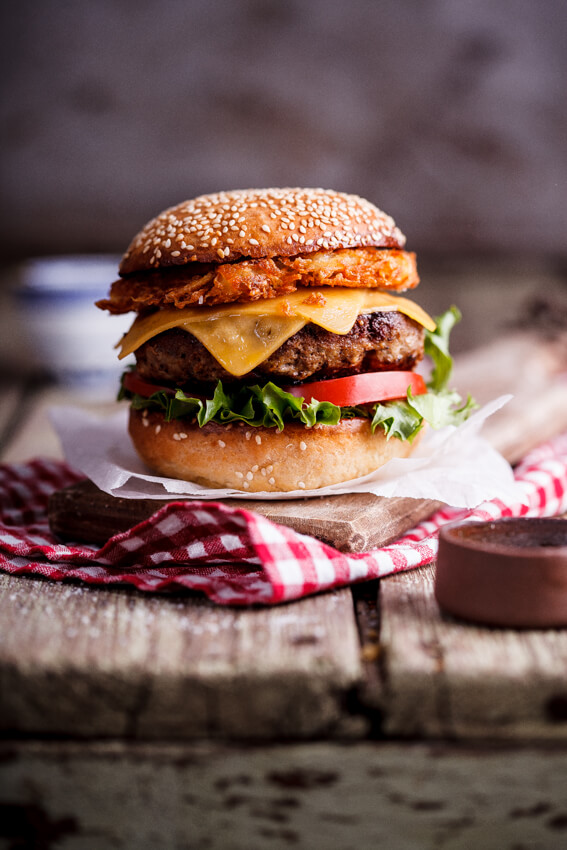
[2,739,567,849]
[379,564,567,740]
[453,332,567,464]
[0,572,365,740]
[47,478,442,553]
[352,581,383,721]
[0,384,122,464]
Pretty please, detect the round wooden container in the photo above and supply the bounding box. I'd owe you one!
[435,517,567,628]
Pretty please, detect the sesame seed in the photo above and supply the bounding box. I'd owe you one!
[267,465,274,473]
[179,432,188,439]
[155,425,161,434]
[251,464,259,472]
[261,468,267,476]
[245,431,251,440]
[300,441,307,451]
[171,250,181,256]
[249,238,259,246]
[216,248,225,259]
[218,440,226,448]
[268,477,275,485]
[246,471,253,481]
[243,481,250,489]
[235,471,244,479]
[255,434,262,445]
[297,481,306,489]
[173,433,180,441]
[129,188,404,273]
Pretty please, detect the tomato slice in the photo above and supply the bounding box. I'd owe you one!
[123,368,427,407]
[283,371,427,406]
[122,371,175,397]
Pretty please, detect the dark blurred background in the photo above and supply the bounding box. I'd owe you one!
[0,0,566,371]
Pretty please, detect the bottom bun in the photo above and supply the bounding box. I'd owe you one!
[129,407,419,492]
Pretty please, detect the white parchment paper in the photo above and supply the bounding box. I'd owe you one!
[49,396,517,508]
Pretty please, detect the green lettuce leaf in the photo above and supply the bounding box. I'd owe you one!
[128,380,346,431]
[407,387,477,430]
[424,304,461,392]
[370,400,424,441]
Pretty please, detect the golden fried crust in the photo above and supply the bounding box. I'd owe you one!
[96,248,419,314]
[119,188,406,273]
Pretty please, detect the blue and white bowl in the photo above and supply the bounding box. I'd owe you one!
[14,255,134,392]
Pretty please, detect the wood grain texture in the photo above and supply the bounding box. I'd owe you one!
[3,739,567,850]
[452,332,567,464]
[379,564,567,740]
[0,572,365,740]
[0,383,122,464]
[48,478,442,553]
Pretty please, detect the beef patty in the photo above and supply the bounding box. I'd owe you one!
[135,310,425,386]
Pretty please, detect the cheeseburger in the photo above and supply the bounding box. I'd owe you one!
[97,188,472,491]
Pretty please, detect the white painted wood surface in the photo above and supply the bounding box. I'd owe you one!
[2,739,567,850]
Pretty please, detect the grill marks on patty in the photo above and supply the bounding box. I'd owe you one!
[135,311,425,386]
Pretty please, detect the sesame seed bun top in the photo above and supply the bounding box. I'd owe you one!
[119,188,406,275]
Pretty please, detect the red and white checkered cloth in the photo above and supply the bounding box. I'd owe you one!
[1,433,567,605]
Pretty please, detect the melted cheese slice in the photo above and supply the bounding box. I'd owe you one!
[118,288,435,377]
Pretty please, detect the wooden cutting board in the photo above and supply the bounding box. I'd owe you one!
[47,330,567,552]
[48,481,443,552]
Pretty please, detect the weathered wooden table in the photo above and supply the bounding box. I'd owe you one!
[1,324,567,849]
